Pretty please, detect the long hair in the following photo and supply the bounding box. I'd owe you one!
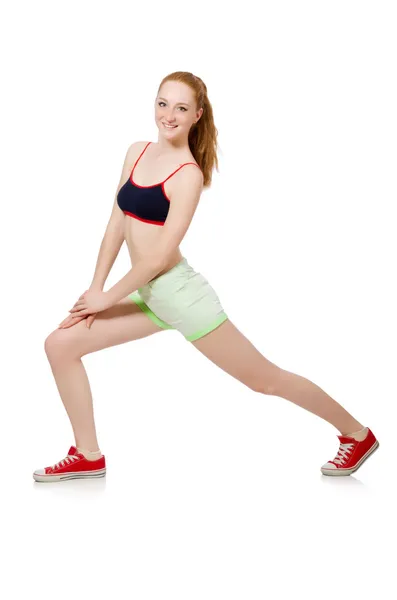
[157,72,219,188]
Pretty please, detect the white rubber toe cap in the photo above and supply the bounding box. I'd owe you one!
[321,462,337,470]
[34,469,45,475]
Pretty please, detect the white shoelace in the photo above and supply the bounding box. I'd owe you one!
[50,454,79,470]
[333,442,355,465]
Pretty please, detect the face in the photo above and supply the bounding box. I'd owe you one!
[155,80,203,138]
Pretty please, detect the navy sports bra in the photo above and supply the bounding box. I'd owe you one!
[117,141,201,226]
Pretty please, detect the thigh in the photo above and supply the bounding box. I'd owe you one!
[190,319,281,392]
[44,297,166,359]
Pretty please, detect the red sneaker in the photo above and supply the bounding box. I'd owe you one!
[321,427,379,476]
[33,446,106,482]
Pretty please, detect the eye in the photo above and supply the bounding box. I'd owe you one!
[157,102,187,112]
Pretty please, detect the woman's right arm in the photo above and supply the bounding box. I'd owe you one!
[89,143,139,290]
[58,142,144,329]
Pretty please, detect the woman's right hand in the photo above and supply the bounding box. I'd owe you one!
[58,286,102,329]
[58,313,98,329]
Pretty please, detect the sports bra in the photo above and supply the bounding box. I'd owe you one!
[117,141,201,226]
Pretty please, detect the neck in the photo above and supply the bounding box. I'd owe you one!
[156,135,190,154]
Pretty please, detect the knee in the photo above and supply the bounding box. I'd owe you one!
[252,381,278,396]
[44,329,78,362]
[251,368,283,396]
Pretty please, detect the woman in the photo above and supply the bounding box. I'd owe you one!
[33,71,379,482]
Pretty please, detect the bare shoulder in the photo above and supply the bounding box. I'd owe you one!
[125,140,149,165]
[116,142,150,192]
[168,162,204,202]
[178,162,204,187]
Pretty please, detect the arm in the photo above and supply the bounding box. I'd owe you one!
[89,218,124,290]
[89,143,139,290]
[105,165,203,306]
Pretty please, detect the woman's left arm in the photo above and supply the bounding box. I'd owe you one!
[106,165,204,307]
[105,256,166,306]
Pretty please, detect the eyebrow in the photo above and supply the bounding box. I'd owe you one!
[158,97,190,107]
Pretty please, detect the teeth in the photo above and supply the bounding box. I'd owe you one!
[163,123,177,128]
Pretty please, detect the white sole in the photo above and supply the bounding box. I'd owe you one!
[321,440,379,476]
[33,468,106,483]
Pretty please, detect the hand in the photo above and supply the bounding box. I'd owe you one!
[58,313,97,329]
[69,289,111,317]
[58,286,103,329]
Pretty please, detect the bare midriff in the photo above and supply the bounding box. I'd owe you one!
[124,215,183,282]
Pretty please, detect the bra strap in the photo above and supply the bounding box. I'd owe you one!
[163,162,201,184]
[132,141,152,177]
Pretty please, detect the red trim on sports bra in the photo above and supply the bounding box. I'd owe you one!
[123,210,165,226]
[130,141,201,189]
[161,183,171,203]
[162,162,200,183]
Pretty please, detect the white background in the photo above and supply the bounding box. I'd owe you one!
[1,1,396,598]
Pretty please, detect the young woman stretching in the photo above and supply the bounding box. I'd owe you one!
[33,71,379,482]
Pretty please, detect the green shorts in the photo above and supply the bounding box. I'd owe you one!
[128,257,228,342]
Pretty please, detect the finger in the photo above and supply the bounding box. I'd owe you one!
[63,317,84,328]
[59,314,80,327]
[72,299,85,308]
[86,314,97,329]
[69,305,86,313]
[58,315,73,327]
[71,309,89,317]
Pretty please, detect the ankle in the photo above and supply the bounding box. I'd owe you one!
[77,447,103,461]
[341,426,368,441]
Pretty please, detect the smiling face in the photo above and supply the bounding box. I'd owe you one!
[155,80,203,140]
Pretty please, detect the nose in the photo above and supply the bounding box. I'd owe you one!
[164,111,176,123]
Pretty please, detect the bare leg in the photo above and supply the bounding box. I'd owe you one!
[191,320,365,436]
[269,369,365,436]
[46,357,101,452]
[44,299,165,452]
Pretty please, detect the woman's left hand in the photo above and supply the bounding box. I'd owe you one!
[69,290,111,316]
